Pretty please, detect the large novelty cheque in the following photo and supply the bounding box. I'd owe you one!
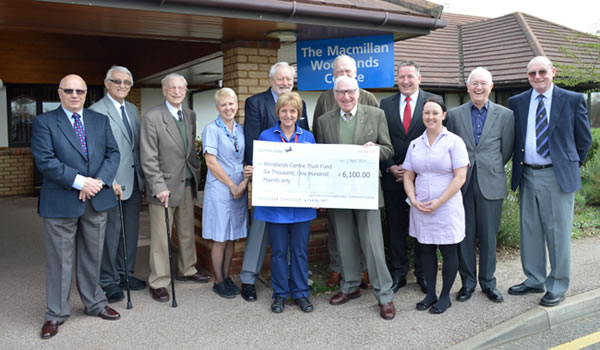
[252,141,379,210]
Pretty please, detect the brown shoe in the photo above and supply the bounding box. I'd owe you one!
[176,272,210,283]
[329,289,361,305]
[150,287,170,302]
[98,306,120,320]
[380,302,396,320]
[326,271,341,288]
[41,320,63,339]
[360,271,372,289]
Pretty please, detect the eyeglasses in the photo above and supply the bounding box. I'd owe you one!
[167,86,187,92]
[468,81,490,87]
[527,69,548,78]
[334,89,357,96]
[59,88,87,95]
[108,79,133,86]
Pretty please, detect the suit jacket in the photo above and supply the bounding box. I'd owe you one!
[316,104,394,207]
[509,85,592,193]
[379,89,441,192]
[243,88,310,164]
[446,101,514,200]
[90,95,144,200]
[312,88,379,138]
[140,103,202,207]
[31,107,119,218]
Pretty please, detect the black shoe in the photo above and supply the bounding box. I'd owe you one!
[539,292,565,307]
[429,300,452,314]
[213,281,237,299]
[119,275,147,291]
[456,287,475,302]
[103,284,124,303]
[224,277,241,295]
[416,297,437,311]
[483,288,504,303]
[271,296,286,313]
[241,283,257,302]
[417,279,427,294]
[391,275,407,293]
[508,282,545,295]
[295,297,314,313]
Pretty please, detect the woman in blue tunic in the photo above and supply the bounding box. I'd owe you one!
[202,88,250,298]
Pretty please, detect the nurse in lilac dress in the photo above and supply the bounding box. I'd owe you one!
[403,98,469,314]
[202,88,250,299]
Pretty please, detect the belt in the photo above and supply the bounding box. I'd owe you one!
[524,163,552,170]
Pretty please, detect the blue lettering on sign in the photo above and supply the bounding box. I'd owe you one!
[296,35,395,91]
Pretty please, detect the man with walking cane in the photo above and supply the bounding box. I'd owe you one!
[140,73,209,303]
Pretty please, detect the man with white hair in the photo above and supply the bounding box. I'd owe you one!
[446,67,514,303]
[316,75,396,320]
[508,56,592,307]
[240,62,309,302]
[313,54,378,288]
[140,73,209,303]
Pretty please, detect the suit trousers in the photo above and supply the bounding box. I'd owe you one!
[148,185,197,289]
[44,201,108,322]
[240,207,269,285]
[383,190,424,280]
[330,208,393,304]
[327,211,367,273]
[100,176,142,288]
[458,170,503,290]
[520,167,574,295]
[267,221,311,299]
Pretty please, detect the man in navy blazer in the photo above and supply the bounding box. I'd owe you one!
[508,56,592,307]
[240,62,309,302]
[32,74,121,339]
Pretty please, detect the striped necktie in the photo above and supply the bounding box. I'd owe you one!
[535,95,549,157]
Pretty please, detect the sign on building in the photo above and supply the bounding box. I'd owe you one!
[296,35,395,91]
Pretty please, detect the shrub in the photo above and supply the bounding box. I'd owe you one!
[497,162,521,248]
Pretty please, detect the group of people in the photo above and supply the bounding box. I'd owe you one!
[31,52,592,339]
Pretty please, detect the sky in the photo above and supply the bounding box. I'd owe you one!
[440,0,599,34]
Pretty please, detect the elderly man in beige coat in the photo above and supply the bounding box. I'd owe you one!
[140,73,209,303]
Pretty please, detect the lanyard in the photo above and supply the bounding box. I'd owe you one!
[215,117,239,154]
[279,133,298,143]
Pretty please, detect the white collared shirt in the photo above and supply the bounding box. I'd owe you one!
[339,105,358,121]
[106,93,129,122]
[165,101,183,120]
[524,84,554,165]
[399,90,420,123]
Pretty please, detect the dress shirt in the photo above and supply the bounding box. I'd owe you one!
[339,105,358,121]
[165,101,183,120]
[470,100,489,145]
[524,84,554,165]
[270,88,279,103]
[106,93,132,132]
[61,106,89,190]
[398,90,419,124]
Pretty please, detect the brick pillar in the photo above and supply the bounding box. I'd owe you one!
[127,87,142,118]
[222,44,278,125]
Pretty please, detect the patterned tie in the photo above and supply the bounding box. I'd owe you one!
[72,113,87,157]
[177,110,183,121]
[403,96,411,133]
[535,95,550,157]
[343,112,352,122]
[120,105,133,141]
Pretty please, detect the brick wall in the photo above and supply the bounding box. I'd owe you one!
[0,148,34,196]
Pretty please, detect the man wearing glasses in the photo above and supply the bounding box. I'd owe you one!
[508,56,592,307]
[446,67,514,304]
[140,73,208,303]
[90,66,146,302]
[32,74,121,339]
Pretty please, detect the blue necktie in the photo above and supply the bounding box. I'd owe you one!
[535,95,549,157]
[121,105,133,141]
[72,113,87,157]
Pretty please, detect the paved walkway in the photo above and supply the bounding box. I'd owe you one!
[1,196,599,349]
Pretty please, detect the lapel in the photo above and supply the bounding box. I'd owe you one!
[56,108,87,159]
[161,103,185,154]
[325,108,341,144]
[353,105,368,144]
[103,96,133,145]
[477,102,496,147]
[126,102,140,136]
[408,90,425,135]
[265,89,278,126]
[82,109,98,161]
[518,89,533,143]
[182,107,194,158]
[548,85,564,137]
[388,93,402,131]
[458,103,476,148]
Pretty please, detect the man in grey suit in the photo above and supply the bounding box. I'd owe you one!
[317,76,396,320]
[32,74,121,339]
[90,66,146,302]
[140,73,209,303]
[508,56,592,307]
[380,61,440,293]
[446,67,514,303]
[313,54,378,288]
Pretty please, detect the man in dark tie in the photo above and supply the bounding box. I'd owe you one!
[240,62,309,302]
[90,66,146,302]
[313,54,378,288]
[32,74,121,339]
[140,73,208,303]
[446,67,514,303]
[380,61,440,293]
[508,56,592,307]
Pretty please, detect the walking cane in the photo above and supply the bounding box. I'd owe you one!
[164,206,178,307]
[117,194,133,309]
